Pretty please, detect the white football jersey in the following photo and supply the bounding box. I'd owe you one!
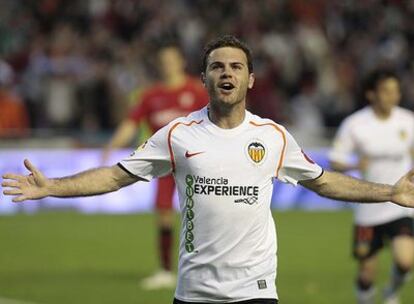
[120,107,322,302]
[330,106,414,226]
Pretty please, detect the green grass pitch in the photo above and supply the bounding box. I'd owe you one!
[0,211,412,303]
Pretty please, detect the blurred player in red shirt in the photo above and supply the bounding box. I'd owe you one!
[0,60,29,137]
[102,44,208,289]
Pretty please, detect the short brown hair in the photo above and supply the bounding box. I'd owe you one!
[202,35,253,73]
[363,69,399,92]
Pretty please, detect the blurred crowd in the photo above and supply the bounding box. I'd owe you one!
[1,0,414,140]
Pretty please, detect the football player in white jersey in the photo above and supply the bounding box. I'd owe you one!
[330,70,414,304]
[3,36,414,304]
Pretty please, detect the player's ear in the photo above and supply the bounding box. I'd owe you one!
[201,73,207,87]
[248,73,255,89]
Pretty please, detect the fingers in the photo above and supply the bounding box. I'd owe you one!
[2,187,27,203]
[24,159,43,178]
[12,196,27,203]
[3,160,40,181]
[2,173,25,182]
[1,181,20,188]
[24,159,39,175]
[3,188,23,195]
[2,175,25,202]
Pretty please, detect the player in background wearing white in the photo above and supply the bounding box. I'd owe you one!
[330,70,414,304]
[3,36,414,304]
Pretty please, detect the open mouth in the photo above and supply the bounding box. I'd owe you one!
[218,82,235,91]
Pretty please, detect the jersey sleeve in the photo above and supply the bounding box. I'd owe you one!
[277,129,323,185]
[118,123,172,181]
[328,118,356,164]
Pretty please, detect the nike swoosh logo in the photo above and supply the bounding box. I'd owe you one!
[185,151,205,158]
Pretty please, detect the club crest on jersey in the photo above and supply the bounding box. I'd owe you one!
[246,140,266,164]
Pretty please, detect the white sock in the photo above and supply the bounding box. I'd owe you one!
[356,286,376,304]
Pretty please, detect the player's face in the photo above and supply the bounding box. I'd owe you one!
[368,78,401,114]
[158,47,185,79]
[202,47,254,108]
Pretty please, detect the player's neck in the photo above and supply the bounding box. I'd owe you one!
[208,101,246,129]
[164,73,187,88]
[371,106,392,120]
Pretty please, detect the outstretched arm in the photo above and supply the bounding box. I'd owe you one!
[2,159,141,202]
[300,170,414,208]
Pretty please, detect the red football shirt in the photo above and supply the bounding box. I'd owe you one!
[128,77,209,132]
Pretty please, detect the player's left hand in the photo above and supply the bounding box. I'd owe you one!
[391,169,414,208]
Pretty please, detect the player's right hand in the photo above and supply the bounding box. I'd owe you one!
[1,159,50,202]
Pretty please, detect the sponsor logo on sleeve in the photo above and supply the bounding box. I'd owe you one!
[130,140,149,156]
[136,140,148,151]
